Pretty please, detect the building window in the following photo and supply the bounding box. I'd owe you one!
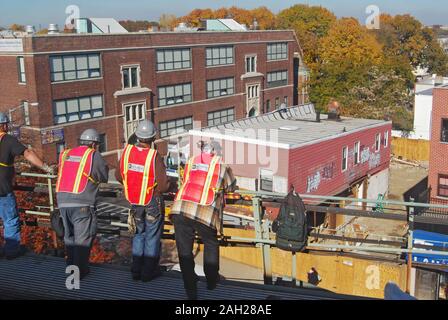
[56,142,66,160]
[266,100,271,113]
[375,133,381,152]
[441,119,448,142]
[124,103,146,141]
[354,141,360,165]
[207,107,235,126]
[122,65,140,89]
[284,96,288,107]
[267,70,287,88]
[384,131,389,148]
[17,56,26,83]
[206,77,234,99]
[206,46,234,66]
[260,169,273,192]
[267,43,288,61]
[245,55,257,73]
[342,146,348,172]
[275,97,280,109]
[158,83,192,107]
[156,48,191,71]
[160,117,193,138]
[50,53,101,82]
[438,175,448,197]
[53,95,103,124]
[99,133,107,153]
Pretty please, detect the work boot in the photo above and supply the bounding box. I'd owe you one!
[141,257,161,282]
[131,255,143,280]
[185,288,198,300]
[207,274,221,290]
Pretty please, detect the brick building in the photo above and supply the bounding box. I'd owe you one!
[0,29,303,168]
[188,104,392,199]
[429,86,448,198]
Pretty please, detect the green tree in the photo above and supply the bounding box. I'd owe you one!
[277,4,336,66]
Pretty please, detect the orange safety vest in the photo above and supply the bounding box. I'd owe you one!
[0,132,14,168]
[120,144,158,206]
[175,153,222,206]
[56,146,95,194]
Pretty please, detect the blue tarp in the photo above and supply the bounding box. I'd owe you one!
[407,230,448,266]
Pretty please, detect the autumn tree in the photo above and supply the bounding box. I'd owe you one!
[159,14,178,31]
[310,18,383,109]
[179,6,276,30]
[9,24,25,32]
[119,20,159,32]
[277,4,336,66]
[375,14,448,75]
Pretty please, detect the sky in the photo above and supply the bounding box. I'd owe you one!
[1,0,446,29]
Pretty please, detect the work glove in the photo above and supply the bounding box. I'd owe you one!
[127,209,137,235]
[42,163,55,175]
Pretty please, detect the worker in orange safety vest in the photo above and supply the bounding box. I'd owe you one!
[56,129,109,279]
[116,119,170,282]
[170,140,236,300]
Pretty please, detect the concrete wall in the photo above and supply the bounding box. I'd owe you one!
[367,168,390,200]
[413,93,433,140]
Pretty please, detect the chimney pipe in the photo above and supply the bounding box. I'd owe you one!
[48,24,59,34]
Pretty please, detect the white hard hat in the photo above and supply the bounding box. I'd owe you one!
[80,128,101,143]
[135,119,157,140]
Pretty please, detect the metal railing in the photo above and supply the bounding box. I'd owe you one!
[13,172,448,291]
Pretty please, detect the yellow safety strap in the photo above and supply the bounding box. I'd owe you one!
[83,172,99,185]
[55,149,71,192]
[139,149,157,205]
[72,148,95,193]
[122,145,133,201]
[176,157,194,201]
[199,155,221,205]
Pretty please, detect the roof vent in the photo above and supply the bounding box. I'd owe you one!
[48,24,59,34]
[25,25,35,35]
[279,125,299,131]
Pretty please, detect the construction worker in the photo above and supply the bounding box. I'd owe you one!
[116,119,170,282]
[0,112,53,259]
[170,140,236,300]
[56,129,109,279]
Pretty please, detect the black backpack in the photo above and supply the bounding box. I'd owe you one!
[272,191,308,252]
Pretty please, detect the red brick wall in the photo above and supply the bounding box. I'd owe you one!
[289,123,392,195]
[0,31,300,164]
[429,88,448,196]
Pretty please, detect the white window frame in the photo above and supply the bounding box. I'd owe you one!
[123,101,147,141]
[384,131,389,148]
[354,141,360,165]
[17,56,26,84]
[342,146,348,172]
[121,64,141,90]
[259,168,274,192]
[245,55,257,73]
[375,133,381,152]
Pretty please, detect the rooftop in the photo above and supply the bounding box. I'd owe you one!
[189,105,391,149]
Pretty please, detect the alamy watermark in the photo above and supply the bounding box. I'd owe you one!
[66,265,80,290]
[366,5,381,30]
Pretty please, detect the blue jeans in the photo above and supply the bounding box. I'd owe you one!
[0,193,20,256]
[131,196,164,279]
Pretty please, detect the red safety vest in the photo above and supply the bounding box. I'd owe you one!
[120,144,158,206]
[56,146,95,194]
[175,153,222,206]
